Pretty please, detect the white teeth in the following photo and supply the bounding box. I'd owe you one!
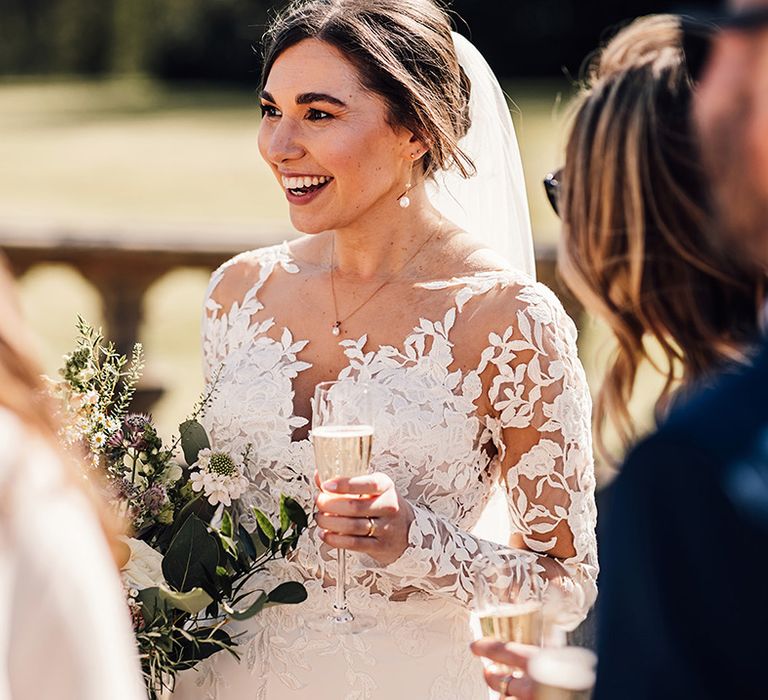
[281,175,332,190]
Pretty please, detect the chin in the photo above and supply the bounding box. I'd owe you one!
[289,213,329,235]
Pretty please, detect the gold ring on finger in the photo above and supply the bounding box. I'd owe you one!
[366,517,377,538]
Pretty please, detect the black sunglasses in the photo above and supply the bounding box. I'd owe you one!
[682,9,768,83]
[543,168,563,219]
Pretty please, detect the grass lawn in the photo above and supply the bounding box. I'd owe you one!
[2,77,661,476]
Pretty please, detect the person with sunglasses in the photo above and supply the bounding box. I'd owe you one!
[550,13,763,462]
[471,12,766,698]
[593,3,768,698]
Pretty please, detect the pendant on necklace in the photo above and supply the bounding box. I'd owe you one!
[332,321,341,337]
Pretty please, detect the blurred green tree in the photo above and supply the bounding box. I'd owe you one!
[0,0,722,81]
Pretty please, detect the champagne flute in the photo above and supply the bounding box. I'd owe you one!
[310,380,375,634]
[471,554,545,647]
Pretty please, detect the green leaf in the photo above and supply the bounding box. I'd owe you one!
[252,508,275,542]
[156,586,213,614]
[179,419,210,466]
[279,495,290,534]
[175,627,235,668]
[212,510,238,560]
[136,587,169,625]
[267,581,308,605]
[162,514,219,594]
[239,524,257,560]
[280,495,309,532]
[225,592,269,621]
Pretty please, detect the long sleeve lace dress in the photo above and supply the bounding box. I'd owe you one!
[173,243,598,700]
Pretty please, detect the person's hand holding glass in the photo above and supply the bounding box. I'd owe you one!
[311,380,414,635]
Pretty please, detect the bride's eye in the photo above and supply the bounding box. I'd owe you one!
[307,108,332,121]
[260,104,281,119]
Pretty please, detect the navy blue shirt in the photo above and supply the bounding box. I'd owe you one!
[595,342,768,699]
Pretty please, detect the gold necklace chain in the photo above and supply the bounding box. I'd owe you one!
[329,225,441,337]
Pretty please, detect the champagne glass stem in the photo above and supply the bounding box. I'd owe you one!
[334,548,351,620]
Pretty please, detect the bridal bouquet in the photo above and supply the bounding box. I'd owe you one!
[49,319,308,699]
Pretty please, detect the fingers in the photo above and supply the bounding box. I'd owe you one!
[482,666,533,699]
[470,639,534,670]
[315,491,397,518]
[321,472,393,496]
[318,530,378,552]
[315,512,378,538]
[470,640,536,699]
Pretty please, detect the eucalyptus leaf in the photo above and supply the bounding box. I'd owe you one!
[179,419,210,466]
[136,587,168,624]
[162,514,219,594]
[226,592,269,621]
[157,586,213,614]
[267,581,308,605]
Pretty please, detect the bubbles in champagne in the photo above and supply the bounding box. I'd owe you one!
[312,425,374,482]
[478,601,544,646]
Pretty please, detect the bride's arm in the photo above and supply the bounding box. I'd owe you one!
[342,284,598,629]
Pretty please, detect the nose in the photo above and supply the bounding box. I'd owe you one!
[262,117,305,165]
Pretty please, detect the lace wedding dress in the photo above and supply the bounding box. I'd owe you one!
[173,243,598,700]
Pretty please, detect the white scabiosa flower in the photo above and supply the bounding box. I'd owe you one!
[189,448,249,507]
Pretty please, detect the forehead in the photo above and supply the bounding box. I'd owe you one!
[264,38,365,98]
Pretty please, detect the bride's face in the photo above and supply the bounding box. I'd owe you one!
[258,39,415,234]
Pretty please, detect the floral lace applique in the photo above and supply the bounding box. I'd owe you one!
[187,247,598,699]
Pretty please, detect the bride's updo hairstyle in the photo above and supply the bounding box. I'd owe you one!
[558,15,763,457]
[260,0,475,179]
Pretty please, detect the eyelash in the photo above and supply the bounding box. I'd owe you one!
[259,105,332,121]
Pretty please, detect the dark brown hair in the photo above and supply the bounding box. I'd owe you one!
[558,15,763,459]
[261,0,474,179]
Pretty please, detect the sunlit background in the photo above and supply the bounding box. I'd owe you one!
[1,0,720,476]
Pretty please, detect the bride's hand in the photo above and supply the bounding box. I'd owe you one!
[313,471,415,566]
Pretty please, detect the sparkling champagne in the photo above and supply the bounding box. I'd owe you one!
[478,601,544,646]
[312,425,374,482]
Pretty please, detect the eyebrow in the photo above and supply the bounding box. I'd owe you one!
[260,90,347,108]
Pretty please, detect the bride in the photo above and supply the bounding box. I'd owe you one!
[174,0,597,698]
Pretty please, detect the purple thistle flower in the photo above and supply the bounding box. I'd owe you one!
[142,483,168,516]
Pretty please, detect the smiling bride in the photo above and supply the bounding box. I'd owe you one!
[172,1,597,698]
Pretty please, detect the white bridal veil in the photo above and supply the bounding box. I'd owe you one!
[427,32,536,279]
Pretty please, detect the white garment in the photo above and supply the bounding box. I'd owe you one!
[174,244,598,700]
[0,408,146,700]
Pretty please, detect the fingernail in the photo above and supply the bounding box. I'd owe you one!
[323,481,338,492]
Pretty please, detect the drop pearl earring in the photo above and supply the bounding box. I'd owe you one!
[397,153,419,208]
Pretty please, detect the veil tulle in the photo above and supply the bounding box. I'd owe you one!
[426,32,536,279]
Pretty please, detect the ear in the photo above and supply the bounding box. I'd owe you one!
[397,127,429,163]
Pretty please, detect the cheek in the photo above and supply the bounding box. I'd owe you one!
[257,126,271,165]
[747,54,768,192]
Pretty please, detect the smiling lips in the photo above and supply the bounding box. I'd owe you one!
[281,174,334,198]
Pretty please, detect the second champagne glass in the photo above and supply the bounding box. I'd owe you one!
[471,554,544,647]
[310,380,375,634]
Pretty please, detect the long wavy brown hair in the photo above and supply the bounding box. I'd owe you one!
[0,254,120,558]
[558,15,764,460]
